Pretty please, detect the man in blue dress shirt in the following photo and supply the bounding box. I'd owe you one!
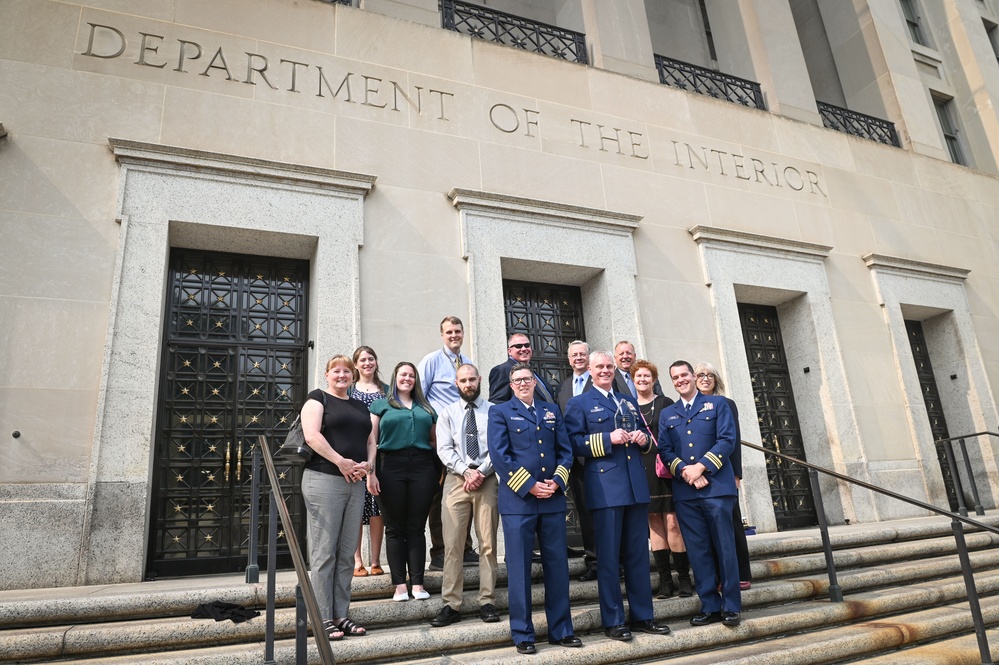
[659,360,742,627]
[564,351,671,641]
[488,363,580,655]
[417,315,475,570]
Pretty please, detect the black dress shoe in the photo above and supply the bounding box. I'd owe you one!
[479,603,500,623]
[721,611,741,626]
[531,551,542,563]
[516,641,537,655]
[429,605,461,627]
[548,635,583,647]
[690,611,723,626]
[604,624,633,641]
[566,546,585,558]
[428,555,444,571]
[578,566,598,582]
[629,619,671,635]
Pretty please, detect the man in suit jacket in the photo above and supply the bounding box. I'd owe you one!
[488,333,553,404]
[564,351,671,641]
[554,339,598,581]
[487,363,581,654]
[658,360,741,627]
[613,340,638,397]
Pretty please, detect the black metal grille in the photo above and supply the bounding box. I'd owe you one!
[905,320,959,511]
[148,249,309,578]
[817,101,900,147]
[654,53,765,110]
[739,303,817,531]
[441,0,588,64]
[503,279,585,543]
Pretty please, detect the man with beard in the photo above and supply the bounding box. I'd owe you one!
[431,364,501,627]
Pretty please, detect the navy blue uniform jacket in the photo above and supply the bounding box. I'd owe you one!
[564,389,651,510]
[487,398,573,515]
[658,392,738,501]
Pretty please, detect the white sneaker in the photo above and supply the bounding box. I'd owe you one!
[392,591,409,602]
[412,589,431,600]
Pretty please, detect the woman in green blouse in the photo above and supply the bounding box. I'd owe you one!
[367,361,438,602]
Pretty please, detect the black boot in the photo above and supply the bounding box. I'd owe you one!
[673,550,693,597]
[653,550,674,599]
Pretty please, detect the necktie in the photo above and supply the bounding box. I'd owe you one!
[624,372,637,397]
[535,376,553,403]
[464,402,479,460]
[685,402,692,414]
[527,404,537,425]
[573,375,584,396]
[453,355,462,371]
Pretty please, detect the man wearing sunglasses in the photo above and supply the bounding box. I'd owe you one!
[487,333,554,405]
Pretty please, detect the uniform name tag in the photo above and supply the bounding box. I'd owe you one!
[510,416,525,421]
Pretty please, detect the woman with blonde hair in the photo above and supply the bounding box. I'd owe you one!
[301,354,376,640]
[367,362,439,601]
[694,361,752,590]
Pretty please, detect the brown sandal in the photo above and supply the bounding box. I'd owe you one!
[353,566,369,577]
[323,619,344,641]
[370,564,384,575]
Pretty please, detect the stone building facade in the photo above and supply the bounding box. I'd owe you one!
[3,0,999,590]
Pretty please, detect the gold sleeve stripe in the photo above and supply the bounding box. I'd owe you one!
[587,433,605,457]
[508,467,532,492]
[705,452,723,470]
[669,459,682,476]
[554,465,570,485]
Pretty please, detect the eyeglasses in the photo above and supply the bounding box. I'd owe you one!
[510,376,535,385]
[696,373,715,380]
[509,343,531,349]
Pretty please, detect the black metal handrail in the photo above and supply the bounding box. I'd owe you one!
[817,101,900,147]
[936,431,999,518]
[253,436,336,665]
[441,0,588,64]
[741,439,997,665]
[654,53,765,110]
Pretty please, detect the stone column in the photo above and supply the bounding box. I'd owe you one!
[817,0,949,159]
[359,0,440,28]
[703,0,822,125]
[577,0,658,82]
[920,0,999,173]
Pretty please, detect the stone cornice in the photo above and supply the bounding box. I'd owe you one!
[862,253,970,282]
[448,188,641,235]
[689,225,832,260]
[109,138,376,195]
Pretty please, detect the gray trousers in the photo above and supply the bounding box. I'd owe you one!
[302,469,365,621]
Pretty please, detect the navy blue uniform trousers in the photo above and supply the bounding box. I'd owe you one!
[674,495,741,613]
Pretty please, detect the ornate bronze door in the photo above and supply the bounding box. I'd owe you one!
[147,249,308,578]
[905,320,959,511]
[739,304,817,530]
[503,280,585,541]
[503,280,585,391]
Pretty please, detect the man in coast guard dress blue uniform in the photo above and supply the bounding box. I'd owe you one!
[659,360,742,627]
[564,351,671,641]
[487,363,581,655]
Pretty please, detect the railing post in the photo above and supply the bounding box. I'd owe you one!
[264,490,278,665]
[808,468,843,602]
[943,439,970,517]
[951,518,994,665]
[296,585,308,665]
[245,443,261,584]
[957,438,985,516]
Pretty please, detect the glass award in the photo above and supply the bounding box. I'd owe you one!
[614,401,638,432]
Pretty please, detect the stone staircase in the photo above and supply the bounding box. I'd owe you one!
[3,515,999,664]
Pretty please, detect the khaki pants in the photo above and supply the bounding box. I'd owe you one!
[441,472,499,609]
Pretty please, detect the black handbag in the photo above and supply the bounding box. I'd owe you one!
[278,391,327,463]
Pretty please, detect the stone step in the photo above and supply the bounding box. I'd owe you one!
[6,519,997,630]
[10,548,999,664]
[44,570,999,664]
